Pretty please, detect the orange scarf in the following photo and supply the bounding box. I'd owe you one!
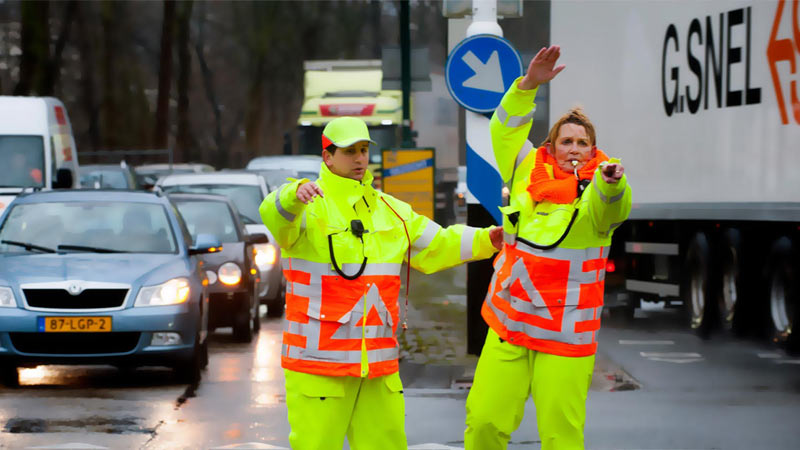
[527,146,609,204]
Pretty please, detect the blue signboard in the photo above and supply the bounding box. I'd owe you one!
[445,34,523,113]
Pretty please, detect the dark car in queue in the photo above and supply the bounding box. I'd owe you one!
[169,193,268,343]
[156,172,285,317]
[0,190,220,387]
[79,162,141,190]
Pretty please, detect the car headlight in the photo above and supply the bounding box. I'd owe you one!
[0,286,17,308]
[254,244,277,269]
[134,278,191,307]
[218,262,242,286]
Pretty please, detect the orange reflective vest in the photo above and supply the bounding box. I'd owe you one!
[481,242,609,357]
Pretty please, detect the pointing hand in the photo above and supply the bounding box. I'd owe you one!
[296,182,324,204]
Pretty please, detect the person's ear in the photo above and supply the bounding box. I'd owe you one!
[591,145,597,159]
[545,143,553,155]
[322,149,333,167]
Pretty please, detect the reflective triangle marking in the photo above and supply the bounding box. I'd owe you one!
[364,304,384,326]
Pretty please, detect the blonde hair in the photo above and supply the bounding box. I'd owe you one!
[541,107,596,148]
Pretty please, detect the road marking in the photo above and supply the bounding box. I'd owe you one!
[775,359,800,365]
[408,445,463,450]
[210,444,288,449]
[28,445,109,449]
[757,352,783,359]
[640,352,703,364]
[619,340,675,345]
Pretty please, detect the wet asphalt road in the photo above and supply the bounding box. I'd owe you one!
[1,303,800,449]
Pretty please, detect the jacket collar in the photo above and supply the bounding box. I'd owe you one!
[318,162,375,207]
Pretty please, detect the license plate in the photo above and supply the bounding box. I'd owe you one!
[38,316,112,332]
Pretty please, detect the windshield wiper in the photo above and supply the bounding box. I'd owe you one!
[1,239,56,253]
[57,244,129,254]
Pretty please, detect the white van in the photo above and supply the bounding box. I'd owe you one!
[0,96,80,215]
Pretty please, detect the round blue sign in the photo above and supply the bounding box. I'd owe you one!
[445,34,523,113]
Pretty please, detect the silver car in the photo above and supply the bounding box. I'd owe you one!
[156,172,285,317]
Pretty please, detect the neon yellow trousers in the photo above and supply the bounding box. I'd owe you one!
[464,329,595,450]
[284,369,406,450]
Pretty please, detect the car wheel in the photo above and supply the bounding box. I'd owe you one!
[251,288,261,333]
[174,333,202,384]
[0,364,19,388]
[233,306,254,343]
[267,284,286,318]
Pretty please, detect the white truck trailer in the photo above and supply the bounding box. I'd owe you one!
[549,0,800,347]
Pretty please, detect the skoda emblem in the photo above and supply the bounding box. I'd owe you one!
[67,282,83,296]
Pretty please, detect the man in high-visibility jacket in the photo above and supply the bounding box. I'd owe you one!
[260,116,504,450]
[464,45,632,450]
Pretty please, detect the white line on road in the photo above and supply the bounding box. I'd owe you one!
[757,352,783,359]
[640,352,701,358]
[775,359,800,365]
[619,340,675,345]
[210,444,288,449]
[640,352,704,364]
[27,445,109,449]
[408,445,463,450]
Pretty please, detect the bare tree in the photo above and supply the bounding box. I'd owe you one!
[175,0,194,162]
[14,0,49,96]
[74,2,100,150]
[153,0,175,149]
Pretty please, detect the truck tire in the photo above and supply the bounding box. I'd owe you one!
[767,238,798,352]
[683,233,713,338]
[718,229,743,334]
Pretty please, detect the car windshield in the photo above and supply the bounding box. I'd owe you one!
[0,202,177,254]
[80,169,129,189]
[174,201,239,243]
[161,184,262,224]
[0,136,45,188]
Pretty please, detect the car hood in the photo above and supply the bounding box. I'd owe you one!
[0,253,188,287]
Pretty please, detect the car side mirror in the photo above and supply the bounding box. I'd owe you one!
[53,168,73,189]
[246,233,269,245]
[189,233,223,255]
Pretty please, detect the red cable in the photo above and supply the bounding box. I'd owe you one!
[380,197,411,331]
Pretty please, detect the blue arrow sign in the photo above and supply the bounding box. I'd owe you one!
[445,34,523,113]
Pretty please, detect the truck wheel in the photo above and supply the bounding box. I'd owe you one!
[718,230,742,333]
[767,239,798,351]
[684,233,712,338]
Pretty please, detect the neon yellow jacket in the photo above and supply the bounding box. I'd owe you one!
[260,163,497,377]
[481,78,632,357]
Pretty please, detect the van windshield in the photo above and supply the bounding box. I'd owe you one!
[0,136,45,188]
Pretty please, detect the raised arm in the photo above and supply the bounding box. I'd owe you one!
[491,45,566,183]
[259,179,320,250]
[583,159,632,238]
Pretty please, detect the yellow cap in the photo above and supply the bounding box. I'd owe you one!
[321,117,376,149]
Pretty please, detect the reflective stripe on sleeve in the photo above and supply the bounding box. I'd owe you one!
[592,177,626,204]
[275,186,297,221]
[410,220,441,258]
[460,226,478,261]
[496,104,535,128]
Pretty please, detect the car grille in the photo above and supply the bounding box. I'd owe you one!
[23,289,129,310]
[9,332,141,355]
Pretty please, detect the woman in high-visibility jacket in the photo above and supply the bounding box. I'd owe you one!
[464,45,632,450]
[260,116,503,450]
